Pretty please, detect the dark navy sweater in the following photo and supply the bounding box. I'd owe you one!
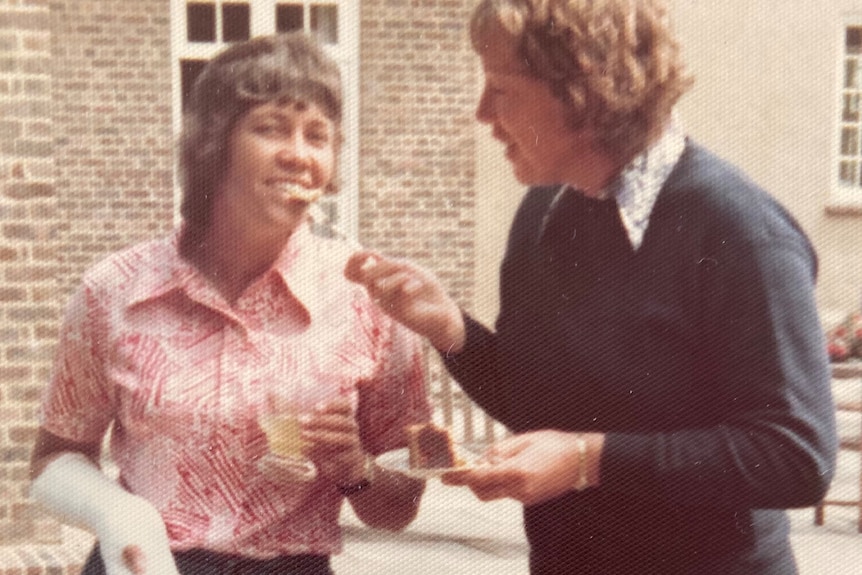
[444,142,837,574]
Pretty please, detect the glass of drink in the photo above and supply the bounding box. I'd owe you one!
[257,391,318,483]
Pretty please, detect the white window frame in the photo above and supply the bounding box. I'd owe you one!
[169,0,360,239]
[831,14,862,209]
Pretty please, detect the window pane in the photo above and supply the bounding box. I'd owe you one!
[223,3,250,42]
[846,59,860,89]
[276,4,304,33]
[848,27,862,55]
[842,127,859,156]
[187,2,216,43]
[311,4,338,44]
[840,161,857,185]
[181,59,208,112]
[844,94,861,122]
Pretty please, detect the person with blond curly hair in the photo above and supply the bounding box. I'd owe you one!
[346,1,837,573]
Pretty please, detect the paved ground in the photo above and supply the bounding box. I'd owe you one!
[40,448,862,575]
[43,376,862,574]
[335,478,528,575]
[335,450,862,575]
[788,449,861,574]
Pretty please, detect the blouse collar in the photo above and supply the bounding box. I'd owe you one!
[124,221,333,322]
[603,116,686,250]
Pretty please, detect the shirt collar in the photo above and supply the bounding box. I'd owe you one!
[125,221,332,322]
[602,116,686,250]
[124,229,197,307]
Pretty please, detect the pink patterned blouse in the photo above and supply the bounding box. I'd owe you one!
[40,223,431,558]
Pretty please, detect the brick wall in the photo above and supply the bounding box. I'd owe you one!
[0,0,478,572]
[0,0,174,572]
[357,0,488,446]
[52,0,174,299]
[358,0,477,310]
[0,0,60,552]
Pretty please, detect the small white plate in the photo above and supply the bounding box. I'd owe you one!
[375,447,481,480]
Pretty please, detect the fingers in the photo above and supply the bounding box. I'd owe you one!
[370,270,415,294]
[471,484,513,502]
[258,455,317,483]
[344,252,423,299]
[477,435,529,464]
[442,467,518,501]
[301,397,355,433]
[122,545,146,575]
[301,418,359,450]
[440,435,536,501]
[311,396,354,416]
[300,399,362,465]
[440,469,473,486]
[345,251,389,284]
[344,250,378,282]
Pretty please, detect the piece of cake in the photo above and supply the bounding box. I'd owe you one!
[276,182,324,203]
[406,423,463,469]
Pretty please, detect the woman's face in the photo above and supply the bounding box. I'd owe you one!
[476,39,600,187]
[218,99,337,232]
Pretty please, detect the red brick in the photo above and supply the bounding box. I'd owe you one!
[0,11,50,32]
[0,367,30,382]
[8,426,37,445]
[0,288,26,302]
[3,182,53,200]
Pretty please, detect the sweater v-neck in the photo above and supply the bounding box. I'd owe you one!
[540,188,635,302]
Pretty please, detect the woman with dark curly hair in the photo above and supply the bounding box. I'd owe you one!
[30,32,431,575]
[346,1,837,573]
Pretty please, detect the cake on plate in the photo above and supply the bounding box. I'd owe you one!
[406,422,463,469]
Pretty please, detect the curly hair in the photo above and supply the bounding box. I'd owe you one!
[470,0,693,164]
[178,32,343,231]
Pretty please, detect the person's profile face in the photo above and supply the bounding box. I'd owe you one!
[217,100,337,230]
[475,37,592,187]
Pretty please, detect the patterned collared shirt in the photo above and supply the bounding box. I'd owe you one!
[40,223,430,558]
[605,118,687,250]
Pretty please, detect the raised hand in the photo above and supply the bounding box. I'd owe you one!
[300,396,368,486]
[344,251,466,353]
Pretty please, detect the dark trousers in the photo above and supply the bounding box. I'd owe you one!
[80,544,333,575]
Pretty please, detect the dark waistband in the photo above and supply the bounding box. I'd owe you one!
[83,544,332,575]
[174,548,331,575]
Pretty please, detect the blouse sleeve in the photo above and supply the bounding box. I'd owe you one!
[40,282,116,443]
[354,302,432,456]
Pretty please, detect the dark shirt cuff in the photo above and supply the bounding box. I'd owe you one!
[438,311,483,369]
